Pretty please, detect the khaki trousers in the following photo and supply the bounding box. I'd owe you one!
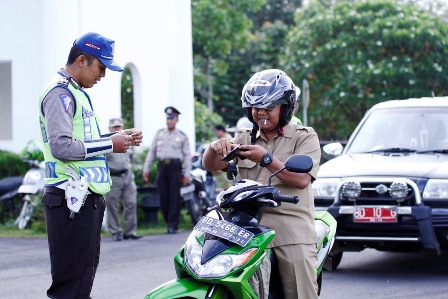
[251,243,319,299]
[274,243,319,299]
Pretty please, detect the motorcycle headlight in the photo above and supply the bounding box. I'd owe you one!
[23,169,42,185]
[312,178,341,199]
[423,179,448,199]
[185,235,257,278]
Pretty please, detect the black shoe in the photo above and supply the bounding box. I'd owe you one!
[112,232,122,241]
[123,233,143,240]
[167,227,177,234]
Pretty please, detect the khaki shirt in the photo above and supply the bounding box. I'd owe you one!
[107,151,132,173]
[233,122,321,246]
[143,128,191,177]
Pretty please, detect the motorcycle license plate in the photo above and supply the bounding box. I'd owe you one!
[353,206,397,223]
[194,216,254,247]
[180,184,195,196]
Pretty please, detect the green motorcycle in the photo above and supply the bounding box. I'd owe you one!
[146,154,337,298]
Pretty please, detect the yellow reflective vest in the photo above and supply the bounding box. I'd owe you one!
[39,74,111,195]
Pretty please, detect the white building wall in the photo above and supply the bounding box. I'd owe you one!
[0,0,195,154]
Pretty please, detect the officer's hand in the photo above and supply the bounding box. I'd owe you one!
[120,129,143,146]
[181,176,190,185]
[142,171,150,183]
[237,144,267,163]
[210,138,233,158]
[110,134,133,153]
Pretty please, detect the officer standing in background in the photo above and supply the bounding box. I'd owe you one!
[143,106,191,234]
[106,118,142,241]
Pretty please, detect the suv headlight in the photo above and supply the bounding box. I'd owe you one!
[185,235,257,278]
[423,179,448,199]
[312,178,341,199]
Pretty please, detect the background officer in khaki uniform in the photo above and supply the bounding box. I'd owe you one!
[143,107,191,234]
[203,69,321,299]
[106,118,142,241]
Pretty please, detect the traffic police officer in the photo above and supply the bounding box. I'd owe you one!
[39,32,143,298]
[143,106,191,234]
[106,118,142,241]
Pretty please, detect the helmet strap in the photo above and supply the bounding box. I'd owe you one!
[277,106,285,136]
[250,124,258,145]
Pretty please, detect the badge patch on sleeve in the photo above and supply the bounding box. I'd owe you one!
[59,94,72,113]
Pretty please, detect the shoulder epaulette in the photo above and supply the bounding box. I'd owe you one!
[57,77,69,86]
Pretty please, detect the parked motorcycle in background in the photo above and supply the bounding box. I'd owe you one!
[182,144,216,224]
[14,158,45,229]
[0,140,44,229]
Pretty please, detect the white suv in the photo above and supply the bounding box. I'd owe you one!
[313,97,448,268]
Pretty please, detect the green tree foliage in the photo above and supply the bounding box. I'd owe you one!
[283,0,448,139]
[209,0,303,126]
[194,101,224,143]
[249,0,302,27]
[121,67,134,128]
[192,0,265,112]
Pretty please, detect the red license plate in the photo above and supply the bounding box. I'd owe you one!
[353,206,397,223]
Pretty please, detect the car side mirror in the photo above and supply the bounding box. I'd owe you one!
[323,142,343,157]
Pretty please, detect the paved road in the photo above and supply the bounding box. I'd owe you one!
[1,232,447,298]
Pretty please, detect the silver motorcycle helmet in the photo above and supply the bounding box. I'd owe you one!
[241,69,296,129]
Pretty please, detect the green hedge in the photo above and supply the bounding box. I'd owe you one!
[0,150,30,178]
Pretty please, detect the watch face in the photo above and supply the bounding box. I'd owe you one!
[261,153,273,166]
[264,155,272,164]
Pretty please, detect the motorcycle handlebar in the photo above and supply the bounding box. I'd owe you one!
[273,193,299,204]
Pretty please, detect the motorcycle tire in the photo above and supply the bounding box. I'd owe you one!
[317,271,322,296]
[16,196,36,229]
[329,251,343,270]
[187,191,204,225]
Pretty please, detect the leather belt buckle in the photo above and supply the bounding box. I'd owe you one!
[163,159,171,165]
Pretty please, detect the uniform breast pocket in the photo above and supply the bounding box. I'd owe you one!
[237,159,257,179]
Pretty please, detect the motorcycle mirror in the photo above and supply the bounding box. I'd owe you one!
[226,161,238,181]
[285,154,313,173]
[267,154,313,186]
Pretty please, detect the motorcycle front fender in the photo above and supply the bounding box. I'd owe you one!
[145,278,224,299]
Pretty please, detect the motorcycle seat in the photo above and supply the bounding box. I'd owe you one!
[0,176,23,197]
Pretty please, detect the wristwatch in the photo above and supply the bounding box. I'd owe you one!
[259,152,273,167]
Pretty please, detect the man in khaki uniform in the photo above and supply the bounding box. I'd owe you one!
[203,69,320,298]
[143,107,191,234]
[214,124,233,139]
[106,118,142,241]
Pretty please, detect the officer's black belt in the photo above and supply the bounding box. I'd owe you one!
[158,158,181,165]
[44,186,102,197]
[110,169,129,177]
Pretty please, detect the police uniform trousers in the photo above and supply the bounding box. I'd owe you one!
[156,159,182,229]
[106,172,137,235]
[42,187,105,299]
